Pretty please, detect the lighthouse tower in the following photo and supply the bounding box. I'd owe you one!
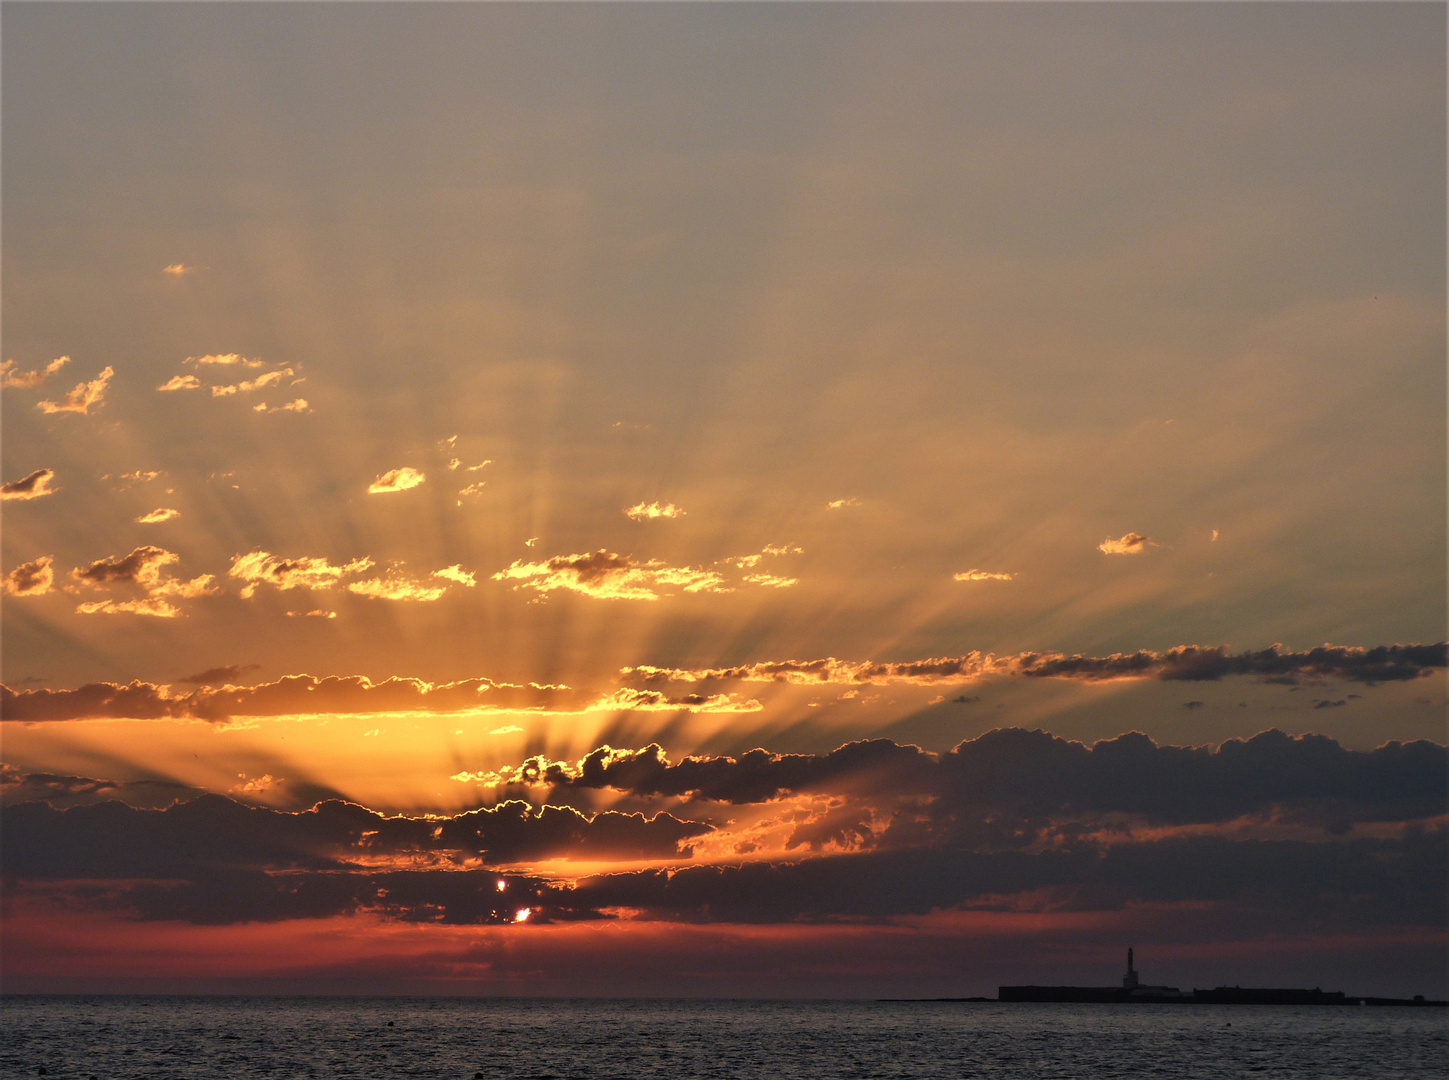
[1123,947,1139,990]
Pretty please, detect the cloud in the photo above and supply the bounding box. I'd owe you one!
[2,794,713,886]
[75,597,180,618]
[466,460,492,472]
[65,548,217,613]
[504,729,1447,835]
[434,565,477,587]
[286,609,336,619]
[253,398,311,414]
[954,569,1013,582]
[162,264,193,276]
[157,374,201,392]
[3,557,55,597]
[368,467,426,494]
[178,665,262,686]
[0,674,580,723]
[348,573,447,602]
[625,502,685,521]
[1,356,68,389]
[36,366,113,415]
[71,546,178,588]
[185,354,264,368]
[1099,532,1151,554]
[1,469,57,501]
[826,498,861,510]
[136,508,180,524]
[584,689,764,714]
[726,544,804,569]
[212,368,294,396]
[228,552,373,596]
[626,642,1447,687]
[494,550,728,601]
[456,482,486,504]
[743,574,798,588]
[108,470,160,488]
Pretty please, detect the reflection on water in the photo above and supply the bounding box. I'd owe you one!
[3,996,1445,1079]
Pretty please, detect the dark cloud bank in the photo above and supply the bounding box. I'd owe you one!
[3,730,1443,930]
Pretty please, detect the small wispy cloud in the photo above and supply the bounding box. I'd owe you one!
[157,374,201,392]
[456,482,487,505]
[953,569,1014,582]
[286,609,337,619]
[162,264,194,277]
[136,508,180,524]
[253,398,311,414]
[185,354,264,368]
[1,469,57,501]
[434,565,477,587]
[494,550,728,601]
[625,501,684,521]
[1099,533,1151,555]
[212,368,294,397]
[229,551,374,596]
[347,574,446,602]
[37,367,113,415]
[3,556,55,597]
[76,597,180,618]
[1,356,68,389]
[743,573,797,588]
[369,467,426,494]
[827,497,860,510]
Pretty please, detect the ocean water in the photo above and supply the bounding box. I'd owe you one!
[2,996,1445,1079]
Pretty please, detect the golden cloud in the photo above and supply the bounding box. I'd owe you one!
[185,354,264,368]
[157,374,201,392]
[493,550,728,601]
[1099,532,1151,554]
[369,467,426,494]
[136,508,180,524]
[76,597,180,618]
[434,565,478,587]
[1,356,68,389]
[162,264,193,276]
[826,498,860,510]
[954,569,1014,582]
[229,551,374,596]
[625,501,684,521]
[1,469,57,501]
[253,398,312,414]
[212,367,294,396]
[347,573,447,602]
[743,573,797,588]
[36,366,113,415]
[3,556,54,597]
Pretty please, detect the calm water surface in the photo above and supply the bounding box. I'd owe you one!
[2,996,1444,1079]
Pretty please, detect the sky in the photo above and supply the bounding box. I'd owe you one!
[2,3,1445,998]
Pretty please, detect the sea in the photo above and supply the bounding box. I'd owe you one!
[2,996,1445,1079]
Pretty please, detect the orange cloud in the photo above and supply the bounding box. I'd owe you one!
[136,508,180,524]
[185,353,264,368]
[3,556,54,597]
[1099,532,1151,554]
[76,597,180,618]
[826,498,860,510]
[253,398,311,414]
[954,569,1014,582]
[212,367,294,396]
[494,550,727,600]
[36,366,113,415]
[1,469,56,501]
[229,551,373,596]
[434,565,477,587]
[157,374,201,392]
[625,501,685,521]
[1,356,68,389]
[369,467,426,494]
[347,573,447,602]
[162,263,193,276]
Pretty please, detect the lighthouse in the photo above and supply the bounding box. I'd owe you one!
[1123,947,1139,990]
